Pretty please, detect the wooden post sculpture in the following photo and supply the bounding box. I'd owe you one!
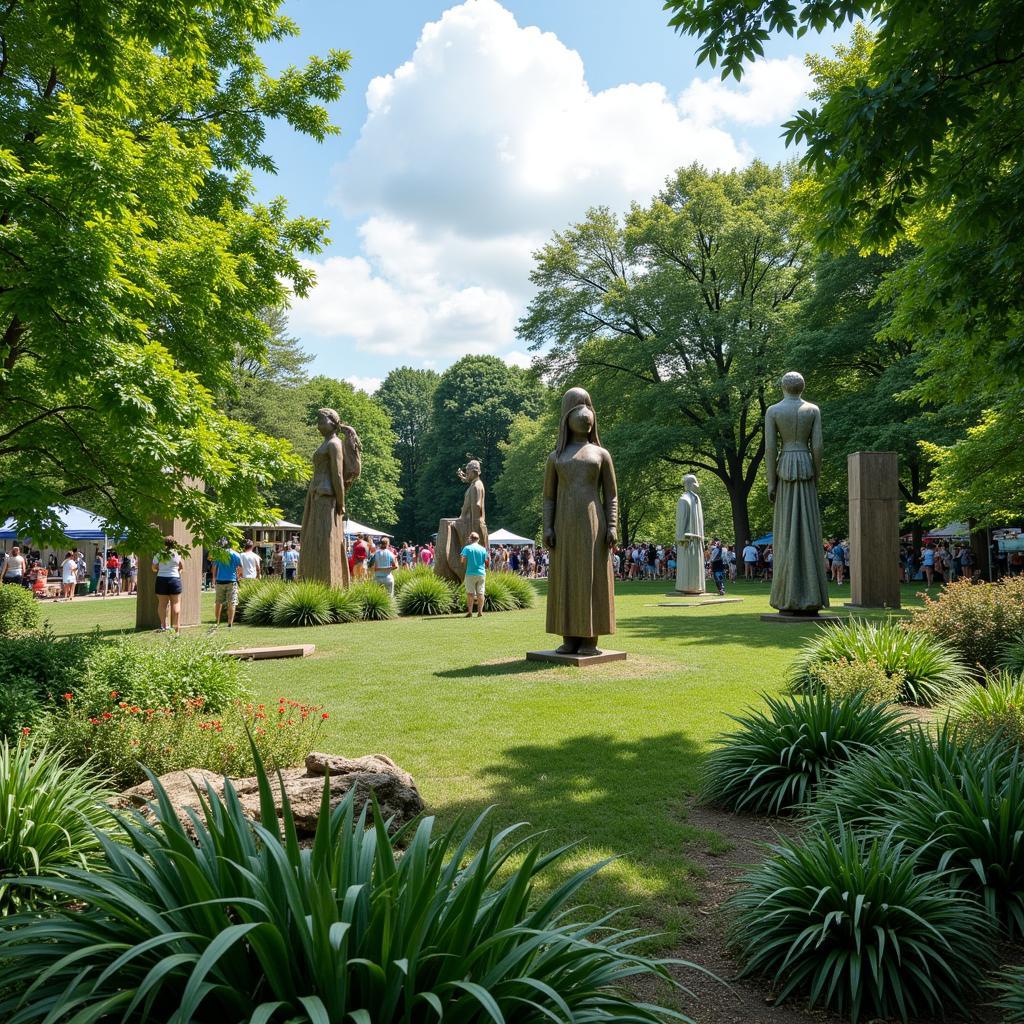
[298,409,362,588]
[527,387,625,665]
[847,451,901,608]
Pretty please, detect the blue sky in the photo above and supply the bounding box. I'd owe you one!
[253,1,850,390]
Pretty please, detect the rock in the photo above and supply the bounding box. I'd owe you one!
[113,754,424,838]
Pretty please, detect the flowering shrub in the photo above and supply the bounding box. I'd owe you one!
[43,692,329,787]
[809,657,904,705]
[908,577,1024,672]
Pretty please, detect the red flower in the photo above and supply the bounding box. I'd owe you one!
[102,712,112,720]
[321,712,329,720]
[89,717,99,725]
[130,706,140,714]
[62,693,73,701]
[109,691,119,699]
[278,706,286,714]
[20,727,30,736]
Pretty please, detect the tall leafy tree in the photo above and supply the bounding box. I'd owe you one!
[417,355,545,534]
[521,162,809,546]
[376,367,439,541]
[0,0,348,547]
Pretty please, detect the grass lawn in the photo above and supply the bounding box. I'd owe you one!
[42,579,925,947]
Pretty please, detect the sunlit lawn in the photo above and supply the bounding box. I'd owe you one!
[43,578,924,946]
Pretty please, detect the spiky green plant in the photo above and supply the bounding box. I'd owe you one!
[349,580,396,620]
[397,573,457,616]
[0,755,700,1023]
[482,573,517,612]
[701,689,907,814]
[234,577,268,621]
[271,580,334,627]
[999,643,1024,676]
[944,672,1024,748]
[728,826,992,1023]
[0,740,114,915]
[491,570,537,609]
[326,585,362,624]
[242,579,286,625]
[392,564,437,597]
[993,965,1024,1021]
[790,618,969,705]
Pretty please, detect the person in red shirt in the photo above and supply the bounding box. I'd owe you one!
[351,535,368,582]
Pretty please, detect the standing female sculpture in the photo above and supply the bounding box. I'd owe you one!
[542,387,618,655]
[298,408,361,588]
[765,372,830,614]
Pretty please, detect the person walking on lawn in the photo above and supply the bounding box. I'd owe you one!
[460,531,489,618]
[213,539,243,627]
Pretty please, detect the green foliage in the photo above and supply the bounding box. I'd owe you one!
[1001,643,1024,675]
[495,407,553,540]
[728,826,991,1023]
[0,585,41,636]
[790,618,968,705]
[241,579,287,625]
[271,580,334,627]
[993,966,1024,1022]
[521,162,808,545]
[417,355,546,532]
[0,740,114,916]
[44,695,327,788]
[326,586,362,624]
[908,578,1024,672]
[376,367,439,540]
[78,632,249,714]
[349,580,396,621]
[0,761,694,1024]
[482,573,518,613]
[808,656,903,705]
[0,677,44,742]
[701,689,907,814]
[944,673,1024,749]
[0,0,348,547]
[491,570,536,609]
[396,573,457,617]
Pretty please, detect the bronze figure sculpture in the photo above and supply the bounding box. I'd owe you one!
[435,459,487,583]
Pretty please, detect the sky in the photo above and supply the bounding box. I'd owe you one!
[253,0,850,394]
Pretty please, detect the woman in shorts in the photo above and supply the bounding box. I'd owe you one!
[151,536,184,633]
[60,550,78,601]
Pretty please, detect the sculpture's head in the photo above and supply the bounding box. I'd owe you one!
[683,473,700,493]
[556,386,601,454]
[316,407,341,437]
[780,371,805,397]
[458,458,481,483]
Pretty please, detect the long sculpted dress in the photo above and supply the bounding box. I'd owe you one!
[299,436,352,589]
[543,443,617,638]
[766,397,830,612]
[675,491,705,594]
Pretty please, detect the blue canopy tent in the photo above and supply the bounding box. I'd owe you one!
[752,533,772,546]
[1,508,125,584]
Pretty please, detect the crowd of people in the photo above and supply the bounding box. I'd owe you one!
[0,544,140,601]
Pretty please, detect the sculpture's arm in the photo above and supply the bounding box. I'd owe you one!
[675,501,689,542]
[811,407,823,482]
[601,449,619,547]
[327,438,346,515]
[472,480,485,522]
[542,454,557,548]
[765,409,778,501]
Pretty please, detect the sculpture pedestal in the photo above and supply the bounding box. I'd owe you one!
[526,649,627,667]
[433,518,463,583]
[136,524,203,631]
[759,612,842,625]
[848,451,901,609]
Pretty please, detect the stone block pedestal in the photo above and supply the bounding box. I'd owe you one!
[526,649,627,667]
[848,452,901,609]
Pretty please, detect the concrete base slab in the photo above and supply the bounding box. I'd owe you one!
[668,590,707,597]
[653,599,743,607]
[225,644,315,660]
[759,613,843,625]
[526,649,627,667]
[843,603,902,611]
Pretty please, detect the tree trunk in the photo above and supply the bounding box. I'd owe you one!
[727,479,752,550]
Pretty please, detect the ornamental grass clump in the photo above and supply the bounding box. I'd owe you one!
[0,739,115,916]
[241,578,286,625]
[397,572,457,616]
[908,576,1024,672]
[349,580,395,620]
[993,965,1024,1022]
[491,569,537,609]
[0,754,698,1024]
[728,826,992,1024]
[392,563,437,597]
[944,671,1024,748]
[271,580,334,627]
[790,618,968,705]
[326,584,361,623]
[701,689,907,814]
[482,572,517,612]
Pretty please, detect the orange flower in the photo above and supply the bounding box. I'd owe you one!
[102,712,112,720]
[20,727,30,736]
[109,691,119,699]
[62,693,73,701]
[321,712,329,720]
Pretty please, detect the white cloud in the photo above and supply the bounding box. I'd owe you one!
[677,56,812,128]
[346,375,383,394]
[290,0,812,369]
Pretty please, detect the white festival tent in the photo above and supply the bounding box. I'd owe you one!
[489,528,536,547]
[343,518,392,539]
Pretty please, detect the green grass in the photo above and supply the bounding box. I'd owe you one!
[40,580,925,947]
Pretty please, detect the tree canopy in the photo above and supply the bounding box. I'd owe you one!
[0,0,348,547]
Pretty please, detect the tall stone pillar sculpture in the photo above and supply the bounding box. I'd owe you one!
[298,409,362,588]
[762,371,833,621]
[847,451,901,609]
[136,479,204,630]
[674,473,705,595]
[434,460,487,583]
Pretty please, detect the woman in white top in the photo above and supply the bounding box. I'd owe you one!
[151,535,184,633]
[1,545,27,586]
[60,550,78,601]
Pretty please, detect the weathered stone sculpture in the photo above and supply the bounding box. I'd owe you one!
[541,387,618,656]
[674,473,705,595]
[298,409,361,588]
[765,372,830,615]
[435,459,487,583]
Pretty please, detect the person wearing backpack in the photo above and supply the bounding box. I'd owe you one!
[709,538,727,596]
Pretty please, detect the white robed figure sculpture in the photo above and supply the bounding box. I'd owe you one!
[674,473,705,595]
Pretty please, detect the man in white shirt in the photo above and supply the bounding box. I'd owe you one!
[741,541,758,579]
[239,540,261,580]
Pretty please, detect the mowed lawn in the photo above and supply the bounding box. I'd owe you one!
[42,579,924,945]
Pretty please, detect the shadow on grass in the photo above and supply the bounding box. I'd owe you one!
[433,659,562,679]
[617,611,817,650]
